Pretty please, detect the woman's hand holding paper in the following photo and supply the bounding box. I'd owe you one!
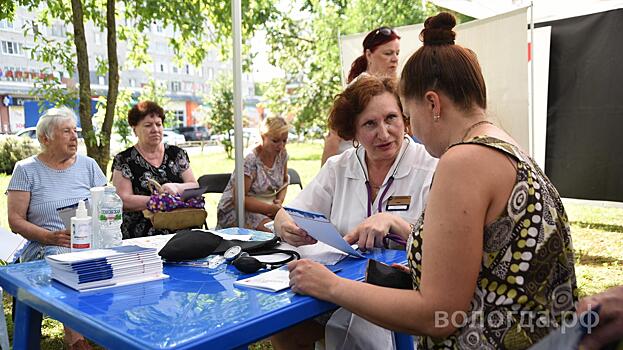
[279,220,317,247]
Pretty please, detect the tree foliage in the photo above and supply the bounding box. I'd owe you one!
[2,0,280,170]
[262,0,440,135]
[207,74,235,159]
[0,137,39,175]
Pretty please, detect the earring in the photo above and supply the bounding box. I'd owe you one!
[433,115,440,122]
[352,139,360,148]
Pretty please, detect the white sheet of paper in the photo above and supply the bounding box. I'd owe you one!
[233,266,290,292]
[122,234,175,251]
[252,253,295,263]
[0,227,27,263]
[278,241,347,266]
[57,207,75,231]
[284,207,364,258]
[205,230,252,241]
[57,201,92,230]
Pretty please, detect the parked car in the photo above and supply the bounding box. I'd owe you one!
[163,129,186,145]
[15,127,87,154]
[110,133,138,155]
[14,126,139,155]
[16,126,85,140]
[175,126,210,141]
[211,128,259,147]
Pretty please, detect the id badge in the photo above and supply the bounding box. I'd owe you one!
[386,196,411,211]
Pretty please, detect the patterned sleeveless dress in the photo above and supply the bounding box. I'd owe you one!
[407,136,577,349]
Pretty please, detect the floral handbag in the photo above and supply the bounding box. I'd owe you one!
[143,179,207,230]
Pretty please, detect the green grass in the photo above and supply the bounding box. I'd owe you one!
[2,142,623,349]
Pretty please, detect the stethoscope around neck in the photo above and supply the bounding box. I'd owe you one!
[355,136,410,217]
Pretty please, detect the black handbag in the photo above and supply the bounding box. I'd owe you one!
[364,259,413,290]
[158,229,280,262]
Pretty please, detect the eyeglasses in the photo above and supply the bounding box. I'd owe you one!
[374,27,393,37]
[364,27,396,49]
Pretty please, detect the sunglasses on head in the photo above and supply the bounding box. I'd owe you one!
[374,27,394,38]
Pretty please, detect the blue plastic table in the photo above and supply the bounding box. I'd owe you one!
[0,248,413,350]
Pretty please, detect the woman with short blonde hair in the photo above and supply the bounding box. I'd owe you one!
[217,116,290,231]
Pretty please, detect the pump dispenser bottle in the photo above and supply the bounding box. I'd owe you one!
[71,200,92,251]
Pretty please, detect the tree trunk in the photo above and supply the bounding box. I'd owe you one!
[70,0,104,171]
[99,0,119,171]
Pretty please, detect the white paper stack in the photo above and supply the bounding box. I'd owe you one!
[45,245,167,292]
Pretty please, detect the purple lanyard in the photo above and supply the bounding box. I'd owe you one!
[366,176,407,246]
[365,176,395,217]
[356,137,411,247]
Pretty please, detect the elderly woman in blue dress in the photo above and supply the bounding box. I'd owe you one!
[7,106,107,350]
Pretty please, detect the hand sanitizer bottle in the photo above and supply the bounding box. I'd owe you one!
[71,200,92,251]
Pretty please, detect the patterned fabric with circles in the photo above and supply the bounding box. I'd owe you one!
[407,136,577,349]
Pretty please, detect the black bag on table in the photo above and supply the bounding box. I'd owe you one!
[158,229,280,262]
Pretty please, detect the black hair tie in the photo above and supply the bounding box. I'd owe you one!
[424,39,455,46]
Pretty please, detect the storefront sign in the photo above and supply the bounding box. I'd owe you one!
[0,69,54,82]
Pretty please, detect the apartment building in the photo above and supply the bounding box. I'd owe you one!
[0,5,254,133]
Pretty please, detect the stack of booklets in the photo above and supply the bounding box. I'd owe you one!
[45,245,167,292]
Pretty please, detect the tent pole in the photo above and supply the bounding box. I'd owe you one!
[529,1,535,159]
[337,29,345,86]
[232,0,245,227]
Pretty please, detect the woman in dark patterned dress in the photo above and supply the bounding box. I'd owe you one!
[282,12,577,350]
[112,101,199,239]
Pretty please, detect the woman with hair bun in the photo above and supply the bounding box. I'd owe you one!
[283,12,577,349]
[321,27,401,165]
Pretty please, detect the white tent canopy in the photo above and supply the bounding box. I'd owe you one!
[429,0,623,22]
[340,8,531,154]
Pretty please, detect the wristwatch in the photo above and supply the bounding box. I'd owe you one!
[224,246,243,262]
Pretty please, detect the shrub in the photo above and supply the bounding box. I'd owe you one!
[0,136,39,174]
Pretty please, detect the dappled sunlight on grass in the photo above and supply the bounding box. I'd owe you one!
[566,203,623,299]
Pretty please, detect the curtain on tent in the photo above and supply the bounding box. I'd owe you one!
[538,8,623,202]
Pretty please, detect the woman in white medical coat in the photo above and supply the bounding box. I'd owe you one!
[271,75,437,350]
[274,75,437,249]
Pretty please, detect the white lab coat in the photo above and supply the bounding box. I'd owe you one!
[290,138,437,350]
[290,137,437,235]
